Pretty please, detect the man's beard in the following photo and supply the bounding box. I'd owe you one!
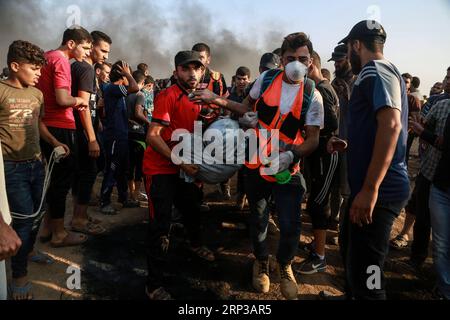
[335,61,352,79]
[178,77,198,90]
[349,49,363,75]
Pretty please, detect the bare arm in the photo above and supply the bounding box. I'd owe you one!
[39,120,70,156]
[77,90,100,158]
[55,88,86,108]
[0,213,22,260]
[291,126,320,158]
[146,122,198,177]
[350,107,402,226]
[135,105,151,126]
[191,89,251,116]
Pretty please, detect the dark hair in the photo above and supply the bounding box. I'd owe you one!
[412,76,420,89]
[321,68,331,81]
[137,63,149,73]
[91,31,112,45]
[447,66,450,72]
[132,70,146,84]
[7,40,46,68]
[311,51,321,69]
[272,48,282,57]
[62,26,92,45]
[236,66,251,78]
[110,60,126,83]
[402,73,412,80]
[281,32,313,56]
[144,75,155,85]
[192,43,211,56]
[94,62,112,72]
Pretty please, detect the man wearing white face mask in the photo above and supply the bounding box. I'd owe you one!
[192,32,324,300]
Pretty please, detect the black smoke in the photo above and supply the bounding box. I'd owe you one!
[0,0,285,81]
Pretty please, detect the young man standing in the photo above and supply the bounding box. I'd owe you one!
[335,20,410,299]
[36,27,93,248]
[297,51,339,275]
[127,70,150,203]
[143,51,216,299]
[1,40,69,299]
[70,31,112,235]
[193,32,324,300]
[192,43,230,200]
[99,61,140,214]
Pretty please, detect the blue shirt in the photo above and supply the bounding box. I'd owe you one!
[347,60,410,202]
[103,83,128,141]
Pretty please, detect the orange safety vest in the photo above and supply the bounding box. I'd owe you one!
[245,71,308,183]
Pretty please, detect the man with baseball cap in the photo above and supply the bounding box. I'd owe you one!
[330,20,410,300]
[143,50,216,300]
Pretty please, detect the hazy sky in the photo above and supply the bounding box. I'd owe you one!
[1,0,449,94]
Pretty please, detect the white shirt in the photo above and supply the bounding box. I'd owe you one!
[250,71,324,129]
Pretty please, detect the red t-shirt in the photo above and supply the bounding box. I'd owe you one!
[36,50,75,129]
[143,84,201,176]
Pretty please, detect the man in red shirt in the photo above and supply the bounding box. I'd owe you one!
[36,27,93,248]
[143,51,214,300]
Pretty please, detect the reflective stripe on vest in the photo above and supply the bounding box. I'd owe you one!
[245,72,305,182]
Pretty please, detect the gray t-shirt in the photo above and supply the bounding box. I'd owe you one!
[0,81,44,161]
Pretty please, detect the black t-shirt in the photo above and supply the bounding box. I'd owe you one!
[316,80,339,137]
[71,61,98,131]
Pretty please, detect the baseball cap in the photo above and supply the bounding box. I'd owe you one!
[328,44,348,62]
[260,53,281,70]
[339,20,387,45]
[174,51,205,68]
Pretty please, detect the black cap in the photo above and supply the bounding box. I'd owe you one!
[174,51,205,68]
[339,20,387,44]
[260,53,281,70]
[328,44,348,62]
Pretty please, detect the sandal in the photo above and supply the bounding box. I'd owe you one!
[28,251,54,265]
[71,221,106,236]
[390,235,409,249]
[50,232,88,248]
[10,282,33,300]
[190,246,216,262]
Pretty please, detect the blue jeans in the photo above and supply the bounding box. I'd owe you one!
[4,160,45,279]
[429,185,450,299]
[245,169,304,265]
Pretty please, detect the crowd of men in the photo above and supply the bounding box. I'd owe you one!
[0,20,449,301]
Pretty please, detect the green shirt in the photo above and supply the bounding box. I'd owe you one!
[0,81,44,161]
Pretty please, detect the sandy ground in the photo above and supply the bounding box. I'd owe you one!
[4,141,436,300]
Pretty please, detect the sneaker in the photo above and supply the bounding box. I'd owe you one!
[122,199,140,208]
[278,262,298,300]
[252,259,270,293]
[101,204,117,215]
[390,234,409,249]
[296,253,327,275]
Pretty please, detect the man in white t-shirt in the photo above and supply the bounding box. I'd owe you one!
[192,32,324,300]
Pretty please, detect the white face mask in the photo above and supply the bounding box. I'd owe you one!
[285,61,308,83]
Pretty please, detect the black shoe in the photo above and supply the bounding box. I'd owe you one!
[296,253,327,275]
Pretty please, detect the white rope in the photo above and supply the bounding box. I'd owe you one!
[11,148,61,220]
